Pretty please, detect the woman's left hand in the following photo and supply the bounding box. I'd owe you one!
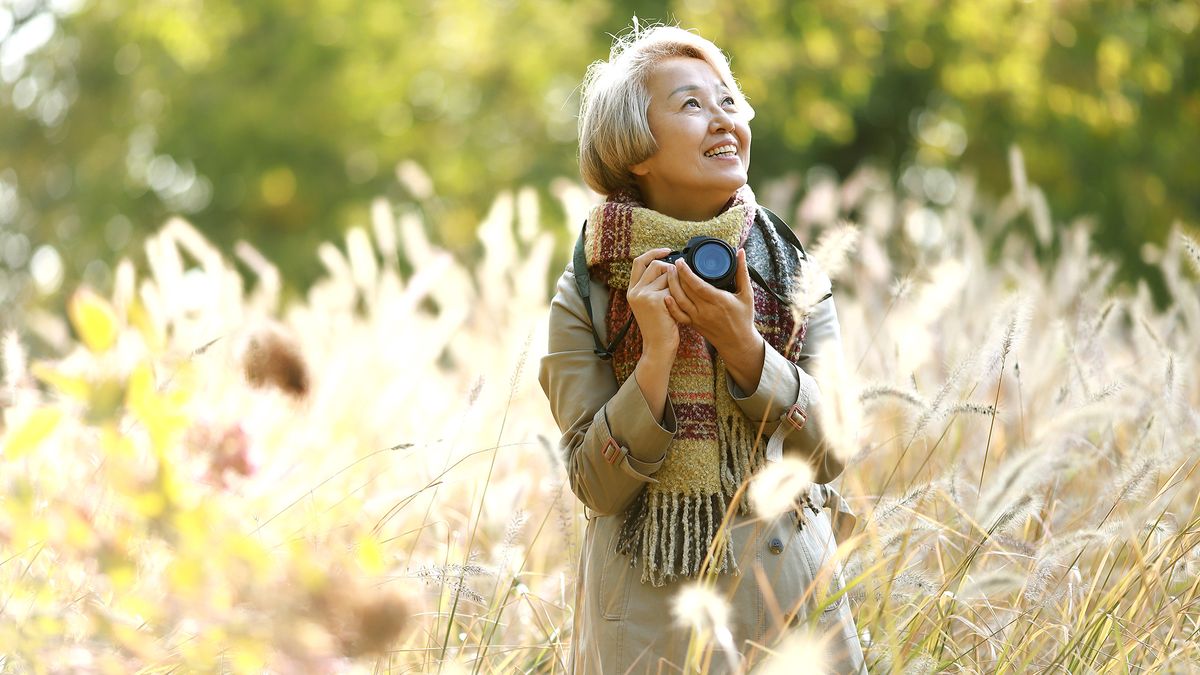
[665,248,765,391]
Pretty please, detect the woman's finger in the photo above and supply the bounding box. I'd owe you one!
[641,271,670,292]
[734,248,752,299]
[667,265,698,315]
[629,248,672,288]
[675,258,717,300]
[665,295,692,325]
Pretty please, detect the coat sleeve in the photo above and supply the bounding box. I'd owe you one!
[538,263,676,516]
[724,272,846,483]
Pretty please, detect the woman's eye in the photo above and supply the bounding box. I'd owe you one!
[684,98,701,108]
[723,96,736,106]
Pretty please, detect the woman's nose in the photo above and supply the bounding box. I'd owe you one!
[710,109,733,133]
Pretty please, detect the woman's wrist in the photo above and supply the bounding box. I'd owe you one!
[716,326,765,393]
[710,323,759,360]
[635,346,675,423]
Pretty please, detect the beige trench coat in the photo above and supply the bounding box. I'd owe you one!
[539,244,867,674]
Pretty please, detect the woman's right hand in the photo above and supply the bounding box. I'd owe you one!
[627,248,679,423]
[627,248,680,360]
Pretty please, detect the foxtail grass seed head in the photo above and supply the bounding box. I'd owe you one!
[890,570,939,598]
[790,256,830,323]
[814,350,864,464]
[905,652,936,675]
[890,275,913,300]
[510,332,531,390]
[412,557,491,604]
[2,330,25,391]
[979,296,1031,379]
[1029,186,1053,246]
[672,583,731,636]
[749,457,815,519]
[467,375,484,407]
[986,493,1043,537]
[910,356,974,438]
[238,325,310,398]
[1087,381,1124,404]
[859,384,927,410]
[940,402,996,419]
[758,631,829,675]
[809,220,860,282]
[871,481,935,525]
[1111,455,1158,508]
[1008,144,1028,205]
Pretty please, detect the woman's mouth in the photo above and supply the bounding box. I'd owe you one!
[704,144,738,158]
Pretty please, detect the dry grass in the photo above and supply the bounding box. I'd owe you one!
[1,158,1198,672]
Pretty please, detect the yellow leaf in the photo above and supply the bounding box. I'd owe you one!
[68,288,119,354]
[167,558,204,593]
[127,298,164,353]
[124,362,155,415]
[30,362,90,401]
[2,408,63,460]
[131,491,166,518]
[357,534,386,574]
[229,641,268,671]
[65,510,98,550]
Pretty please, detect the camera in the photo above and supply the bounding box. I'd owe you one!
[662,236,737,292]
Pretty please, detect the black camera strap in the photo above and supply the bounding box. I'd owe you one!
[758,206,833,307]
[573,223,633,360]
[572,207,828,360]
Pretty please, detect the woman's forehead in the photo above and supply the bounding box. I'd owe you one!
[647,57,731,95]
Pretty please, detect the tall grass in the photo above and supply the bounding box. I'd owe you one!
[1,158,1197,672]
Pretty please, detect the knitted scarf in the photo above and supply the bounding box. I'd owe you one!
[585,185,808,586]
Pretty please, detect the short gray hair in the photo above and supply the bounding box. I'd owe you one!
[577,25,753,196]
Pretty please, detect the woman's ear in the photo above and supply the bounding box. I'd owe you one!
[629,160,650,177]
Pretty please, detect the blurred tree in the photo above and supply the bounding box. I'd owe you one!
[675,0,1199,284]
[0,0,610,316]
[1,0,1196,324]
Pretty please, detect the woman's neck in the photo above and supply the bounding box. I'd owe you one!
[638,189,735,222]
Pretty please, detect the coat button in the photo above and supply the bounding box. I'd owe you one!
[767,537,784,554]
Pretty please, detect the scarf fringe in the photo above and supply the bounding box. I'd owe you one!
[616,490,738,587]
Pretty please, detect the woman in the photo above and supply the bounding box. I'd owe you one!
[538,25,866,674]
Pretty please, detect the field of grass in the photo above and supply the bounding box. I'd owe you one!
[2,156,1198,673]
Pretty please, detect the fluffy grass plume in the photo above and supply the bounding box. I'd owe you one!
[748,457,815,519]
[2,158,1197,672]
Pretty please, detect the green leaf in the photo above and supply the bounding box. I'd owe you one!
[2,408,64,460]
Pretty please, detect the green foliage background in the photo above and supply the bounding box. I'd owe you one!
[2,0,1197,317]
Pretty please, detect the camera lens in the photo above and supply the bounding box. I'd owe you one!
[692,241,733,280]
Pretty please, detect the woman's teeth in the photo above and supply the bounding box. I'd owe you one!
[704,145,737,157]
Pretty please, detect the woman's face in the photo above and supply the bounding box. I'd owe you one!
[630,56,751,220]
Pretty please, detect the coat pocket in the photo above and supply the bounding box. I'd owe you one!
[596,517,634,621]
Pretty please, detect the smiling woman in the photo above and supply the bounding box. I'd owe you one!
[628,56,752,221]
[539,24,867,674]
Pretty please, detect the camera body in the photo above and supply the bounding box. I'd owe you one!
[662,236,737,292]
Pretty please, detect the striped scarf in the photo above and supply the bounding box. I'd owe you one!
[585,185,807,586]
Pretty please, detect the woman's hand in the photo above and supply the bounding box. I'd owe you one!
[627,248,681,360]
[627,248,681,422]
[665,248,765,392]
